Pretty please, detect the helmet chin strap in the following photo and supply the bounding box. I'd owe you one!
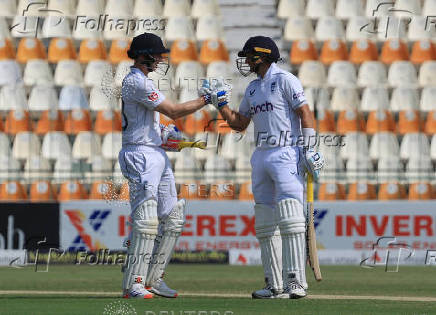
[140,54,156,72]
[253,58,263,74]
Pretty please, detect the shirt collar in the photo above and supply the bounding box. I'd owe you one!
[258,62,278,80]
[130,66,147,77]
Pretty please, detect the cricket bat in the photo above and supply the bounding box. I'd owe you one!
[306,173,322,281]
[178,140,207,150]
[162,139,208,151]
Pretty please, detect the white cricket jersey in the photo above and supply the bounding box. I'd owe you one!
[238,63,307,150]
[121,67,165,147]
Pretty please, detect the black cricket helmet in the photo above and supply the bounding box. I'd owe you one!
[236,36,281,76]
[128,32,170,75]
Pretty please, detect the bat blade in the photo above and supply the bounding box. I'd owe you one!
[178,141,207,150]
[306,173,322,281]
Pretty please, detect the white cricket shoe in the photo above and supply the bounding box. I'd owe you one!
[124,283,153,299]
[147,278,178,298]
[284,274,307,299]
[252,278,288,299]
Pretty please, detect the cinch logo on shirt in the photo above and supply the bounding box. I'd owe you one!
[250,102,274,115]
[293,91,304,100]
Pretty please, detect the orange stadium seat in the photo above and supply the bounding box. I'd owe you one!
[0,118,4,132]
[378,182,406,200]
[89,181,114,200]
[184,110,213,136]
[16,38,46,63]
[349,40,378,64]
[4,110,32,135]
[289,40,318,65]
[320,40,348,65]
[209,183,235,200]
[408,182,433,200]
[397,110,421,135]
[119,182,129,201]
[0,38,15,60]
[30,180,57,202]
[199,40,229,65]
[94,110,122,135]
[380,40,409,64]
[78,40,107,63]
[57,181,88,201]
[317,109,336,132]
[425,111,436,134]
[170,39,198,65]
[64,109,92,135]
[108,39,131,64]
[347,182,377,200]
[366,110,396,134]
[318,183,346,200]
[0,181,27,201]
[410,40,436,65]
[35,110,65,135]
[48,38,77,63]
[238,181,254,200]
[336,109,365,134]
[178,182,208,200]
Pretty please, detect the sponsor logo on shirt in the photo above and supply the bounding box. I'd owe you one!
[271,81,276,92]
[293,91,305,100]
[250,102,274,115]
[249,89,256,96]
[147,91,159,101]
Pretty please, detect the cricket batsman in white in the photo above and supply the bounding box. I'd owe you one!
[202,36,324,299]
[119,32,229,299]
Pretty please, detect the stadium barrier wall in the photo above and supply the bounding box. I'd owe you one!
[2,201,436,266]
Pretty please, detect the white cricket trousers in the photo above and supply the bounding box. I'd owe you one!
[250,146,305,207]
[118,145,177,217]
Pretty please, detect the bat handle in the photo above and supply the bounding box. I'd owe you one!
[307,173,314,203]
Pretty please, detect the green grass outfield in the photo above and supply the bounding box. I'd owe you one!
[0,265,435,315]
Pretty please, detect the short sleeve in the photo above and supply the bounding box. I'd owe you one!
[283,75,307,109]
[123,76,165,110]
[238,93,251,118]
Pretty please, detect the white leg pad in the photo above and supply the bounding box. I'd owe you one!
[255,204,283,292]
[122,199,159,291]
[146,199,186,286]
[277,198,307,289]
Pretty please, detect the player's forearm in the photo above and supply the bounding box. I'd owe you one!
[171,97,206,119]
[300,109,314,129]
[296,104,315,129]
[219,105,248,132]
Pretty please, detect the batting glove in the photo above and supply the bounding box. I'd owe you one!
[199,78,230,109]
[304,148,325,182]
[160,124,184,151]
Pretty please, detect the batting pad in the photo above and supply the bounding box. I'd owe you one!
[146,199,186,286]
[122,199,159,292]
[254,203,283,292]
[277,198,307,289]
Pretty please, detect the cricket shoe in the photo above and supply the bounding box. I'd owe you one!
[252,278,288,299]
[147,278,178,298]
[124,283,153,299]
[284,274,307,299]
